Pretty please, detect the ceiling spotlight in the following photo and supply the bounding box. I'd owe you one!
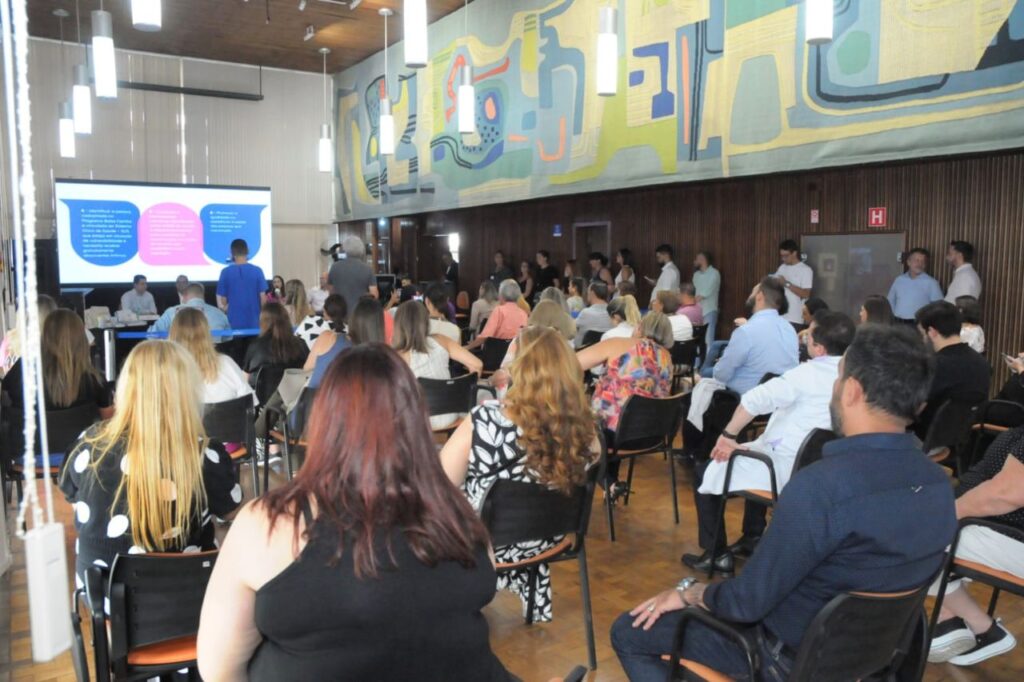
[304,25,315,41]
[298,0,307,9]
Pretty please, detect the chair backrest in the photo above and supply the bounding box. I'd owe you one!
[614,395,683,451]
[2,403,100,464]
[418,374,478,417]
[793,428,836,473]
[789,585,929,682]
[975,399,1024,429]
[480,437,607,550]
[253,364,287,406]
[698,389,741,457]
[202,395,255,446]
[480,337,512,372]
[579,330,604,349]
[923,396,983,456]
[107,551,218,662]
[669,340,697,368]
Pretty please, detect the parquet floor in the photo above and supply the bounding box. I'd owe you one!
[3,456,1023,681]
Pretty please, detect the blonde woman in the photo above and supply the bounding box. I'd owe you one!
[59,340,241,586]
[441,326,599,622]
[287,279,333,349]
[169,307,253,404]
[602,295,642,341]
[1,309,112,417]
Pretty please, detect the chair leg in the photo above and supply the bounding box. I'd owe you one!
[928,559,956,638]
[578,547,598,670]
[283,428,294,480]
[263,437,271,493]
[624,458,636,507]
[668,451,679,525]
[525,565,539,626]
[605,491,616,542]
[249,453,260,498]
[986,587,1001,617]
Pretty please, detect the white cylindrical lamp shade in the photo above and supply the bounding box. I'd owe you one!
[805,0,833,45]
[379,99,395,156]
[73,64,92,134]
[131,0,162,32]
[457,65,476,134]
[318,123,333,173]
[403,0,428,68]
[91,10,118,98]
[59,101,76,159]
[596,7,618,96]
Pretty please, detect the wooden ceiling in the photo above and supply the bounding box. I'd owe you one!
[28,0,467,73]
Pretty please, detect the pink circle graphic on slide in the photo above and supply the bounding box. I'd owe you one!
[137,203,207,265]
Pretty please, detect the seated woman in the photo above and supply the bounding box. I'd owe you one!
[1,294,57,375]
[243,302,309,394]
[392,301,482,430]
[425,284,460,343]
[2,308,113,419]
[860,294,895,325]
[267,275,286,304]
[651,290,693,342]
[566,277,587,314]
[307,296,385,389]
[577,312,674,498]
[59,340,240,587]
[602,295,641,341]
[197,345,513,682]
[285,279,333,349]
[469,281,498,334]
[170,307,253,404]
[441,326,597,623]
[956,295,985,354]
[539,286,571,315]
[304,295,350,390]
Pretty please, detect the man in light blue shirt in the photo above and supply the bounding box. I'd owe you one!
[149,282,230,335]
[692,250,720,344]
[888,247,943,322]
[712,277,800,395]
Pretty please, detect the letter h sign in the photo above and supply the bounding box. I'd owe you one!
[868,207,887,228]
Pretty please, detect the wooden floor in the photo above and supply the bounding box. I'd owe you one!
[3,456,1024,682]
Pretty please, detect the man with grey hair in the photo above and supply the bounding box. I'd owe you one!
[465,279,527,350]
[149,282,230,335]
[328,235,378,321]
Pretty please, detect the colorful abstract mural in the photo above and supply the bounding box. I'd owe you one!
[333,0,1024,220]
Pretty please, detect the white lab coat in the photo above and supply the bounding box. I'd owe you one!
[698,355,840,496]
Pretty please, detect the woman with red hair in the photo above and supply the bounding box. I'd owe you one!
[198,344,513,682]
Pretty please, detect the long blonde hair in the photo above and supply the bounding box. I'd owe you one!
[505,326,595,493]
[620,294,642,327]
[86,340,208,551]
[284,279,313,325]
[169,307,220,383]
[528,300,576,341]
[41,309,101,408]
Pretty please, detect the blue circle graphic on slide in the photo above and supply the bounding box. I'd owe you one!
[63,199,140,266]
[201,204,266,263]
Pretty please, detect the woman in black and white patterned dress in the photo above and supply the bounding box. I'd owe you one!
[441,326,599,622]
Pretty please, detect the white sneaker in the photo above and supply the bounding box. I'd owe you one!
[929,617,975,663]
[949,620,1017,666]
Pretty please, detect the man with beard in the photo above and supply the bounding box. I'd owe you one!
[611,324,956,681]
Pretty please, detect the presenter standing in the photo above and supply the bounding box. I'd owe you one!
[217,239,268,331]
[120,275,158,316]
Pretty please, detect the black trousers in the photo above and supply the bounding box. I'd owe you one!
[693,458,768,553]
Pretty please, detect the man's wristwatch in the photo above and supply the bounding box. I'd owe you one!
[676,577,700,604]
[721,430,738,440]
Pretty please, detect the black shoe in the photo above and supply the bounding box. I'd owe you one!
[727,534,762,558]
[607,481,630,504]
[680,550,735,577]
[949,620,1017,666]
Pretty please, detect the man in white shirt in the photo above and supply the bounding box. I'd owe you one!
[307,271,330,314]
[574,282,613,346]
[945,240,982,303]
[775,239,813,329]
[682,310,856,575]
[646,243,680,304]
[120,274,158,316]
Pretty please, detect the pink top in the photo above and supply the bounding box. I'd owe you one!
[479,302,528,341]
[679,304,705,327]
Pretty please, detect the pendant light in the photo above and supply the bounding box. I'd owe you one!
[457,0,475,134]
[403,0,428,69]
[59,102,76,158]
[91,2,117,99]
[805,0,833,45]
[131,0,162,32]
[379,8,395,156]
[596,6,618,96]
[318,47,333,173]
[72,2,91,134]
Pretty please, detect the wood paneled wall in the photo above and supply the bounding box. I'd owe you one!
[344,149,1024,387]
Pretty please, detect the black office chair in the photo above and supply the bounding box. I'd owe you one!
[202,395,257,496]
[691,389,741,460]
[578,330,604,349]
[929,518,1024,643]
[705,428,837,578]
[922,395,985,471]
[2,403,100,505]
[669,340,698,393]
[74,551,218,682]
[478,337,512,375]
[252,364,288,407]
[418,374,478,437]
[670,583,930,681]
[480,440,607,670]
[267,386,319,481]
[964,399,1024,472]
[690,323,708,375]
[605,394,684,542]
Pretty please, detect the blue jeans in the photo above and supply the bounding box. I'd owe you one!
[611,610,791,682]
[700,340,729,379]
[703,310,718,347]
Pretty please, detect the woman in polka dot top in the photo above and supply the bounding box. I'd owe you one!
[59,340,241,587]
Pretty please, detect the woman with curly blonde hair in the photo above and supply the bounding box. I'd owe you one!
[441,325,599,622]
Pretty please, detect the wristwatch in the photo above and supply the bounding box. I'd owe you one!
[721,430,738,440]
[676,577,700,604]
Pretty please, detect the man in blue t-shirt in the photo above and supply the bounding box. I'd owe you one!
[216,239,267,330]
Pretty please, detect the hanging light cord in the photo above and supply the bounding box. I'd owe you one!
[322,50,327,123]
[383,12,389,100]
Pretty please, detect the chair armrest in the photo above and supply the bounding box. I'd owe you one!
[671,607,757,680]
[85,565,111,681]
[727,449,779,500]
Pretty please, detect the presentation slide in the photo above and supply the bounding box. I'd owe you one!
[54,179,272,285]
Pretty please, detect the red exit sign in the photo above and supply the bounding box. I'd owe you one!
[868,207,887,228]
